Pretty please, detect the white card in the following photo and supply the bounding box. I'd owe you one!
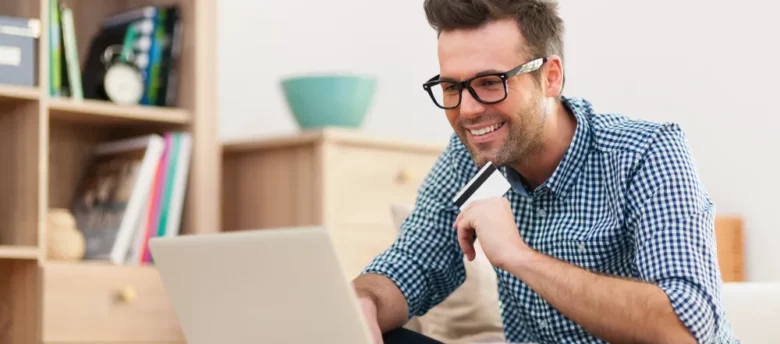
[452,161,511,210]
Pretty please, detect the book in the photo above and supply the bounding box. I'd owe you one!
[123,131,191,265]
[163,132,191,237]
[81,6,157,102]
[77,4,181,106]
[126,133,171,265]
[140,132,174,263]
[71,134,164,264]
[60,5,82,99]
[49,0,61,96]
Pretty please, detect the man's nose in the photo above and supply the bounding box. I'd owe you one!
[459,90,485,120]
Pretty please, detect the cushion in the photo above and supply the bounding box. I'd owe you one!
[390,204,505,344]
[721,282,780,343]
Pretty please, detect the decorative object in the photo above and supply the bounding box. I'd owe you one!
[46,208,85,261]
[280,74,376,129]
[101,44,145,105]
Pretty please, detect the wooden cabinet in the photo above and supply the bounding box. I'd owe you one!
[715,215,745,282]
[221,129,446,278]
[41,262,185,343]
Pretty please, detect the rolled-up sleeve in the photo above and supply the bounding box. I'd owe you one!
[361,139,466,318]
[626,123,724,343]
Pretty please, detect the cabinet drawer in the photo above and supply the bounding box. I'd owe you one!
[330,145,440,225]
[42,262,185,343]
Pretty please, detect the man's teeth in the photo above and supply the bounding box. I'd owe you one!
[469,123,504,136]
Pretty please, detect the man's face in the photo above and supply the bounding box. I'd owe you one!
[437,18,548,167]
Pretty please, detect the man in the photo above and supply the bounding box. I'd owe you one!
[352,0,739,343]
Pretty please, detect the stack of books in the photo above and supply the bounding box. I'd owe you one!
[70,132,192,265]
[50,1,183,107]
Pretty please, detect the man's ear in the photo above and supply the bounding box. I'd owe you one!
[544,55,564,98]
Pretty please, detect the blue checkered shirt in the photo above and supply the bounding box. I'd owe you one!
[363,97,739,343]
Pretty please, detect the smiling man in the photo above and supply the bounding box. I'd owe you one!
[351,1,739,343]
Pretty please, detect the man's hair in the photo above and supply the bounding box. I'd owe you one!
[424,0,565,91]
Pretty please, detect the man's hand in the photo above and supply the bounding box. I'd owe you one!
[453,197,530,268]
[352,273,408,343]
[358,296,384,344]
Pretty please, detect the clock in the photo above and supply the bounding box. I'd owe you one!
[100,44,145,105]
[104,62,144,105]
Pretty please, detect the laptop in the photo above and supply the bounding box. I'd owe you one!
[148,226,375,344]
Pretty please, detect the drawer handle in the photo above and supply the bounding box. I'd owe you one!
[396,169,414,184]
[116,286,137,304]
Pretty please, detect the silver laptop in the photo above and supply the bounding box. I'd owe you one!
[149,226,374,344]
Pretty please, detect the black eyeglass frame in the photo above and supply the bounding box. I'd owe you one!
[422,56,549,110]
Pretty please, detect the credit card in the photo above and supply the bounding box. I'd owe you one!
[452,161,511,210]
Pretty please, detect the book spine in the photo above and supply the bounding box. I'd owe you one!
[146,9,166,106]
[60,7,82,99]
[49,0,61,96]
[108,135,164,265]
[139,9,159,106]
[164,8,182,106]
[156,132,180,238]
[164,132,192,237]
[141,133,172,263]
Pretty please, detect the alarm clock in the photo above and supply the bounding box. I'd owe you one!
[100,45,144,105]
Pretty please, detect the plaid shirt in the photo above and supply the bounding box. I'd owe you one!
[363,97,739,343]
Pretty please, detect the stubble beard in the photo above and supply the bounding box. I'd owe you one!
[462,104,546,169]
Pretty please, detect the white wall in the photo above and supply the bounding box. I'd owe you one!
[218,1,780,281]
[217,0,450,144]
[557,0,780,282]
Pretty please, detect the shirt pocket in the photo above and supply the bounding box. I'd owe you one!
[545,219,632,273]
[551,238,632,272]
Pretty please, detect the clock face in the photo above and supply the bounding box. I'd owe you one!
[104,63,144,105]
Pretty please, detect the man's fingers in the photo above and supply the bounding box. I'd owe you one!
[456,220,476,261]
[454,201,479,228]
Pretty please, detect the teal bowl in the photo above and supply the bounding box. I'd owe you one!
[280,74,377,129]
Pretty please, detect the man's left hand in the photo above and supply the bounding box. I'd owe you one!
[453,197,531,268]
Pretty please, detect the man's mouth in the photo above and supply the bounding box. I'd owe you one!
[468,122,505,136]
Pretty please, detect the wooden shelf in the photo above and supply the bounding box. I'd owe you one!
[0,246,39,260]
[0,84,40,102]
[0,0,220,341]
[223,127,447,154]
[48,98,191,126]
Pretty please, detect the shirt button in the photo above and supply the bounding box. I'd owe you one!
[578,242,586,253]
[536,208,546,217]
[539,320,548,329]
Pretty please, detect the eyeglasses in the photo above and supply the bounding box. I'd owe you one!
[422,57,548,110]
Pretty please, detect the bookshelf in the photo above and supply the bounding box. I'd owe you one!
[0,0,219,343]
[0,245,40,259]
[0,84,41,100]
[48,97,191,125]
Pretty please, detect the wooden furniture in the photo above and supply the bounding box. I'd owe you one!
[0,0,220,343]
[715,215,745,282]
[221,128,446,278]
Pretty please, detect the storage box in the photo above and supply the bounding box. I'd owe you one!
[0,15,40,87]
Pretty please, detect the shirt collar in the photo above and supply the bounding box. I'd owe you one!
[503,96,592,199]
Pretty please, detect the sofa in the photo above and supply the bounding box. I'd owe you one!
[389,204,778,344]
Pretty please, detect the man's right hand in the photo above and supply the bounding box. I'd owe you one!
[359,296,384,344]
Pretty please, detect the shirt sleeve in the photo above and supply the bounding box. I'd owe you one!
[625,123,725,343]
[361,138,466,319]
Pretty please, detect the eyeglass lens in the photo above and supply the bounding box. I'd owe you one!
[429,75,505,108]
